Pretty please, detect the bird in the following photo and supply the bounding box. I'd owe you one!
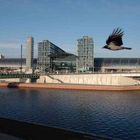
[103,28,132,50]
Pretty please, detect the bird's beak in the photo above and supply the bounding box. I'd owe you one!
[102,45,107,49]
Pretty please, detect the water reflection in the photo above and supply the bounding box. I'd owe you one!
[0,88,140,140]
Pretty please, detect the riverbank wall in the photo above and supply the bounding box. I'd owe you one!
[37,74,140,86]
[0,73,140,91]
[0,78,31,83]
[0,82,140,91]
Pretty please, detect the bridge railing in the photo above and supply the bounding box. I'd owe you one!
[0,73,40,79]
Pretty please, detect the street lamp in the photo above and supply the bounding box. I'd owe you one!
[20,44,23,73]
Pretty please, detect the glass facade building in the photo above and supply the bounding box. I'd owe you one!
[37,40,66,73]
[53,54,76,73]
[94,58,140,72]
[77,36,94,72]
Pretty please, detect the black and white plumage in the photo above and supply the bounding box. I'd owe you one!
[103,28,132,50]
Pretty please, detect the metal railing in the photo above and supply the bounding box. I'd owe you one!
[0,73,40,79]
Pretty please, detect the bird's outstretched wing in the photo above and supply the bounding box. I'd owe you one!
[106,28,124,46]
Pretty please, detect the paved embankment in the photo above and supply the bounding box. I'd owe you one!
[0,118,114,140]
[0,133,23,140]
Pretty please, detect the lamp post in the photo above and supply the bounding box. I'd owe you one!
[20,44,23,73]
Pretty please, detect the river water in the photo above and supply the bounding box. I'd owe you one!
[0,88,140,140]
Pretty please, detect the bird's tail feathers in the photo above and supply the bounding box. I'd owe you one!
[122,47,132,50]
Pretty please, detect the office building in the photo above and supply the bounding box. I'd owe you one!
[77,36,94,72]
[26,37,34,70]
[37,40,67,73]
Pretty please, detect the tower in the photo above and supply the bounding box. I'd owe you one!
[26,37,34,71]
[77,36,94,72]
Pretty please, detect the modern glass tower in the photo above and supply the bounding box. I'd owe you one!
[77,36,94,72]
[37,40,66,73]
[26,37,34,70]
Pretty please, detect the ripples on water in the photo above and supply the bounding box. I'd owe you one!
[0,88,140,140]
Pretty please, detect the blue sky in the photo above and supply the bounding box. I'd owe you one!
[0,0,140,58]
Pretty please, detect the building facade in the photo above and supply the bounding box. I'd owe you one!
[77,36,94,72]
[94,58,140,73]
[0,58,140,74]
[26,37,34,70]
[53,54,76,73]
[37,40,66,73]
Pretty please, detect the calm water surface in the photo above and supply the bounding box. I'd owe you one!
[0,88,140,140]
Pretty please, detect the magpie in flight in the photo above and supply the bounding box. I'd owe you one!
[103,28,132,50]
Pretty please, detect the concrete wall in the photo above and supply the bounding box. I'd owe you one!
[0,78,21,83]
[37,74,140,85]
[0,78,31,83]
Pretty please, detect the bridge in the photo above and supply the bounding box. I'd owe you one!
[0,73,40,82]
